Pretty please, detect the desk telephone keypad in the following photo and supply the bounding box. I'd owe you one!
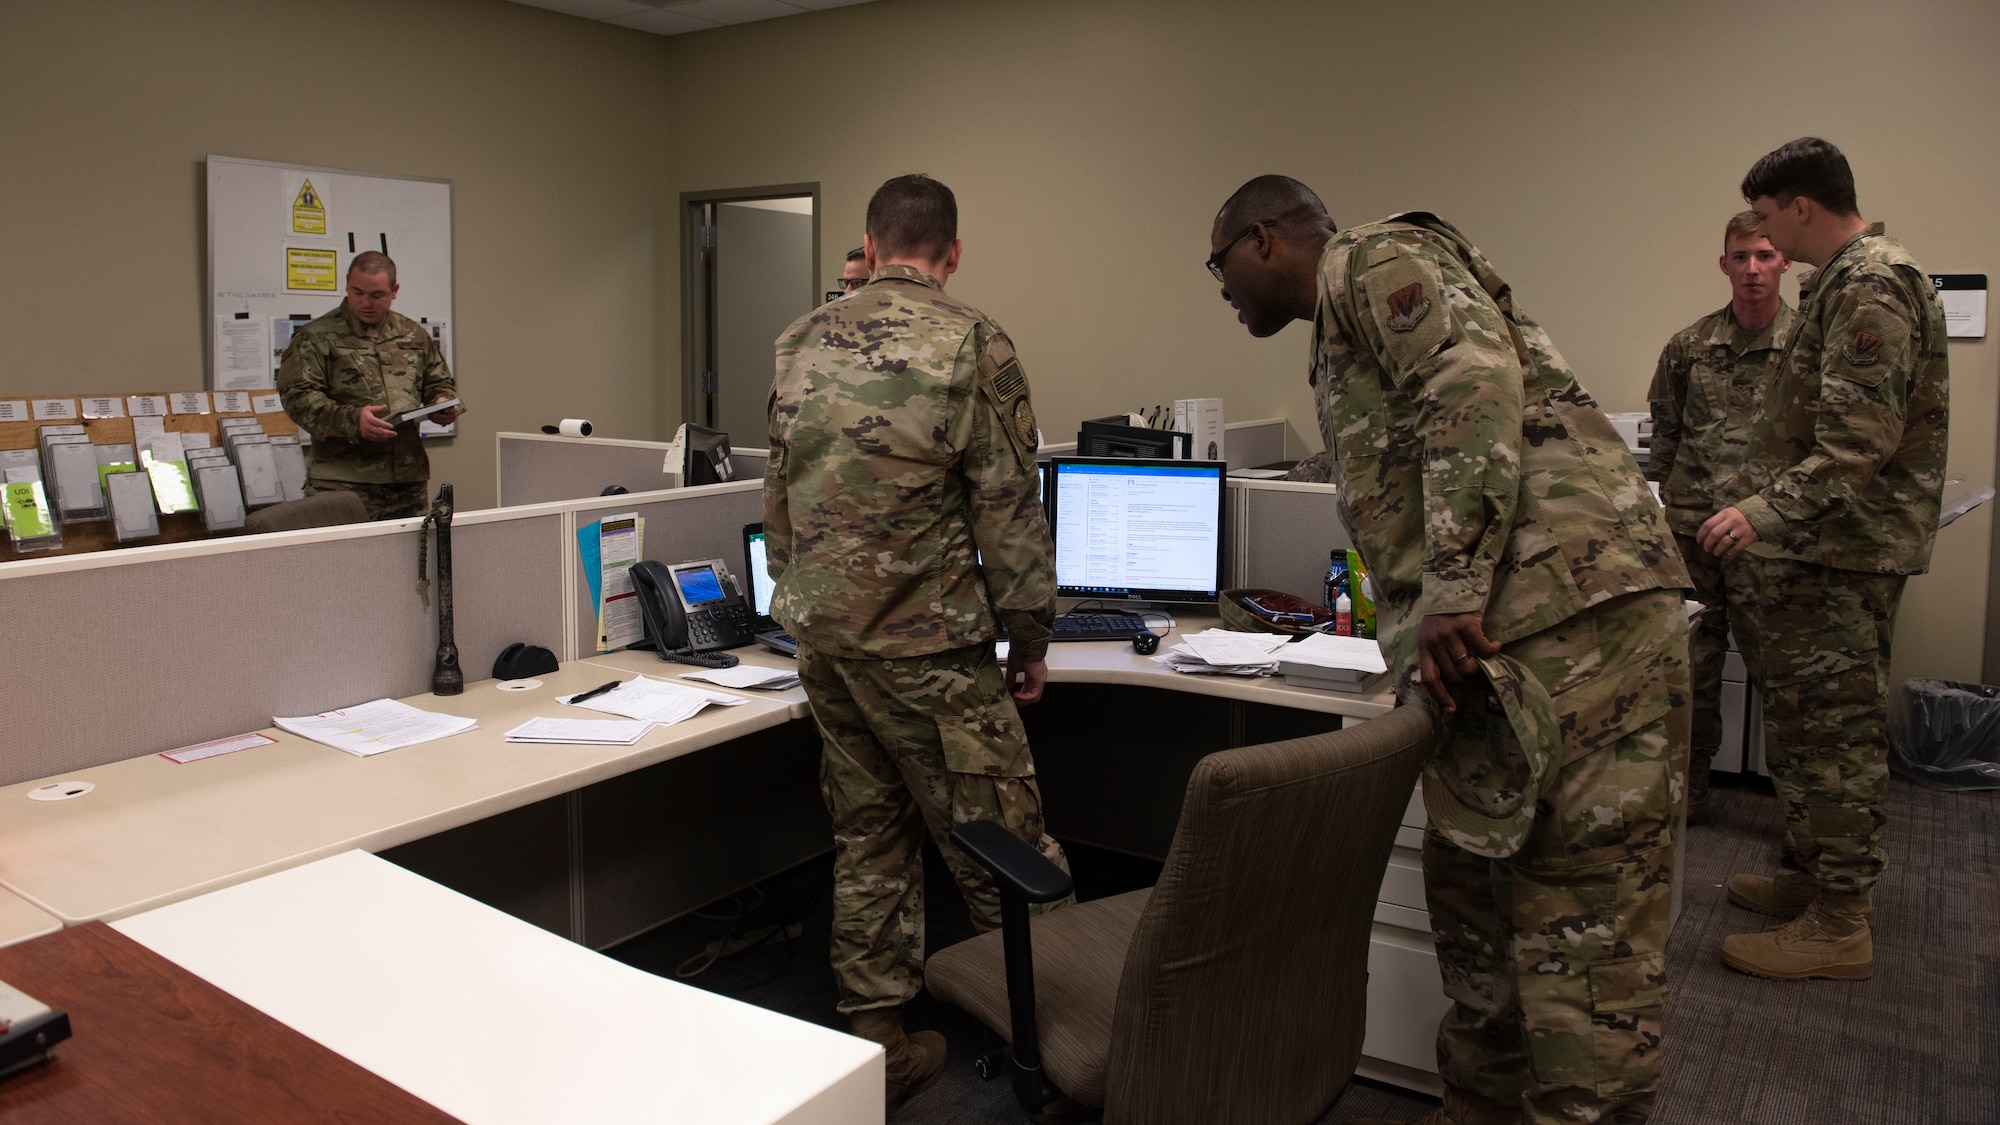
[695,602,755,648]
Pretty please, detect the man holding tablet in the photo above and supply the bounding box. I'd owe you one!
[277,251,460,520]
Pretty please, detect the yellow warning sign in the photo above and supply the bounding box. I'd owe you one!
[286,247,339,292]
[292,178,326,235]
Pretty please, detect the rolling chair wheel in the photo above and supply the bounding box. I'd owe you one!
[973,1048,1006,1081]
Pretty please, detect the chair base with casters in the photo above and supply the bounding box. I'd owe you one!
[927,705,1436,1125]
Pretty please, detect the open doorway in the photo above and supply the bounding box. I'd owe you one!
[681,185,821,453]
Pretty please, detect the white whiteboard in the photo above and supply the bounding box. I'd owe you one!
[206,155,454,393]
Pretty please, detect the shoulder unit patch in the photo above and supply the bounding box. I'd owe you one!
[1847,330,1884,364]
[1385,282,1432,333]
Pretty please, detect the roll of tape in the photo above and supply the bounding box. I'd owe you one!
[559,418,593,438]
[496,678,543,692]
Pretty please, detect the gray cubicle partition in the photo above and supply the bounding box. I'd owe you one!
[497,433,681,506]
[1231,478,1349,604]
[0,512,566,786]
[497,432,773,508]
[568,482,764,659]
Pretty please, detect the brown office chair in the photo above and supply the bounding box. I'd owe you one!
[926,704,1435,1125]
[243,490,369,534]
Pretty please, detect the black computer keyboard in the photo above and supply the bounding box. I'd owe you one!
[1048,612,1153,642]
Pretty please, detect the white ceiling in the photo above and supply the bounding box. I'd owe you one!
[503,0,880,37]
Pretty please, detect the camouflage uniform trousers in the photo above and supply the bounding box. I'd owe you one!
[305,478,429,520]
[797,641,1071,1014]
[1676,532,1763,816]
[1424,590,1689,1124]
[1751,557,1905,893]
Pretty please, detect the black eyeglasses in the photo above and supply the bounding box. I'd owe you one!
[836,277,867,292]
[1205,220,1275,282]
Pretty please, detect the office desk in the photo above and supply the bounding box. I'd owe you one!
[0,921,459,1123]
[0,661,796,926]
[0,888,60,949]
[110,851,881,1125]
[0,624,1429,1092]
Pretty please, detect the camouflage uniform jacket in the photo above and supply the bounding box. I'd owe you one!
[765,264,1055,662]
[1736,224,1949,573]
[1646,301,1793,537]
[1312,213,1690,707]
[276,301,456,483]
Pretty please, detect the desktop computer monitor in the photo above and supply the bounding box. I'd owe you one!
[1047,457,1227,605]
[684,425,735,486]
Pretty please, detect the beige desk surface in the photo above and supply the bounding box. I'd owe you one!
[0,662,795,926]
[2,620,1391,930]
[0,886,60,948]
[580,614,1396,723]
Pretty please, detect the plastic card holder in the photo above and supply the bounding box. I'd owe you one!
[234,441,283,507]
[3,468,62,551]
[217,418,264,438]
[43,439,106,521]
[195,463,246,530]
[268,437,307,501]
[106,470,160,541]
[141,433,197,515]
[95,443,137,492]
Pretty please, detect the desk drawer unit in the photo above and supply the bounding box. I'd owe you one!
[1359,782,1448,1095]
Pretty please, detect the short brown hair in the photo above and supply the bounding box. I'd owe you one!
[348,251,397,286]
[865,175,956,262]
[1723,210,1765,249]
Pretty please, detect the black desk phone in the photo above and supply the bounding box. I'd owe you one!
[630,558,752,668]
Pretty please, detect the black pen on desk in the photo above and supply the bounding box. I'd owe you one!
[567,680,623,705]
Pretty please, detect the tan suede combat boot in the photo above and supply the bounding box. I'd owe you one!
[1721,890,1873,980]
[850,1007,947,1110]
[1726,870,1819,917]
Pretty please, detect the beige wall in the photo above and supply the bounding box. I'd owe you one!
[0,0,677,511]
[3,0,1995,685]
[654,0,2000,685]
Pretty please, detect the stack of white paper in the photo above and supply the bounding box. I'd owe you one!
[274,698,478,758]
[1275,632,1388,674]
[560,676,748,727]
[680,665,802,691]
[1153,628,1292,676]
[503,718,653,745]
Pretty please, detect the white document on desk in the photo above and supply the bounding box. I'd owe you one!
[560,676,747,727]
[680,665,801,690]
[1277,632,1388,674]
[274,699,478,757]
[504,718,653,745]
[1178,630,1292,667]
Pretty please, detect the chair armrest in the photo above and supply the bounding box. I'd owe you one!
[951,820,1074,904]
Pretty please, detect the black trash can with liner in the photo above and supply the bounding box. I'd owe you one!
[1889,679,2000,791]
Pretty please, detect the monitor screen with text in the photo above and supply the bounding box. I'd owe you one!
[1049,458,1227,604]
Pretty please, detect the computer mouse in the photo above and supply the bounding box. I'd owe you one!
[1132,630,1161,656]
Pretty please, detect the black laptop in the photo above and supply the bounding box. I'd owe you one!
[741,523,799,657]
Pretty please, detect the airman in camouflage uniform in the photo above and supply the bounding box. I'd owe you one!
[1647,213,1794,824]
[277,253,458,520]
[1208,177,1690,1124]
[1700,139,1949,982]
[766,175,1067,1106]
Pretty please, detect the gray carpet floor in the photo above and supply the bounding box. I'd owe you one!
[608,774,1997,1124]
